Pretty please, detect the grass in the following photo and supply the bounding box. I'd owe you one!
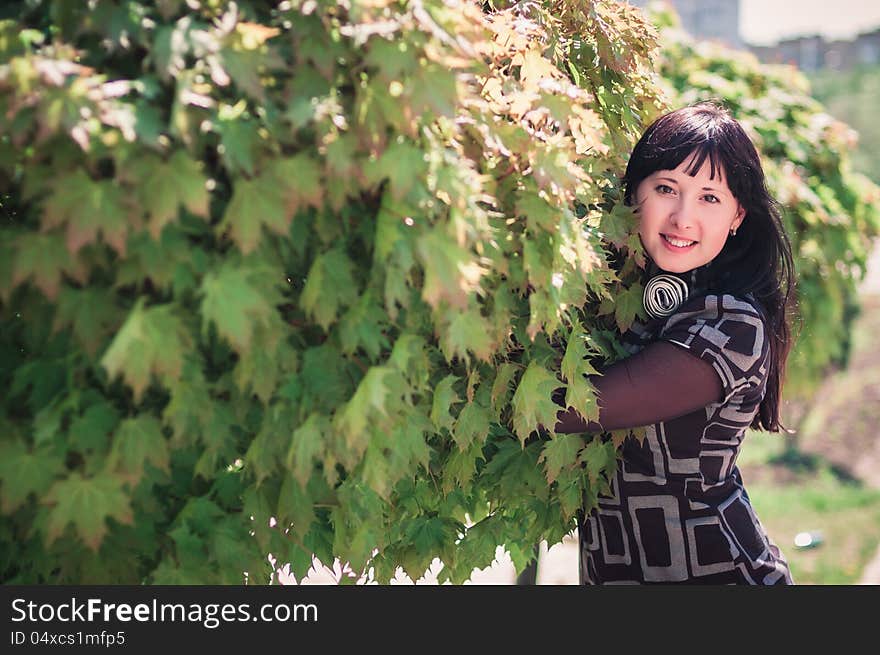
[738,420,880,584]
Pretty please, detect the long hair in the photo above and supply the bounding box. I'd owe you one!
[622,102,796,432]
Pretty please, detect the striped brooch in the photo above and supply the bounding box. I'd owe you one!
[643,274,689,319]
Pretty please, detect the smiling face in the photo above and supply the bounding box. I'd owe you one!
[634,152,745,274]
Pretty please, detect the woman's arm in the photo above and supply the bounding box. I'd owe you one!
[553,340,724,433]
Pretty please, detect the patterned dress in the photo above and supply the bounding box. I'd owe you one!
[579,293,794,584]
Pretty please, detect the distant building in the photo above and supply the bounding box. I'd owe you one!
[625,0,744,49]
[750,28,880,71]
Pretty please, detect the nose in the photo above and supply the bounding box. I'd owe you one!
[669,197,696,231]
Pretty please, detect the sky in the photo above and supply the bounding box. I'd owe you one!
[740,0,880,45]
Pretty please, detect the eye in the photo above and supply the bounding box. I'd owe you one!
[655,184,675,195]
[702,193,720,204]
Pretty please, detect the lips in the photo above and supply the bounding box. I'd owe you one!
[662,234,697,249]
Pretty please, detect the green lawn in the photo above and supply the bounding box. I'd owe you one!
[739,431,880,584]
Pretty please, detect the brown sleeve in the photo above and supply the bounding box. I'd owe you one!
[553,340,723,433]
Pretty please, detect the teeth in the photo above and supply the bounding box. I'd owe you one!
[664,235,696,248]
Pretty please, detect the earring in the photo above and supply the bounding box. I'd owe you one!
[730,227,737,236]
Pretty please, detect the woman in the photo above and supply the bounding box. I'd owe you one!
[554,102,796,584]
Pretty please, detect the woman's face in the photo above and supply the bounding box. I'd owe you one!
[634,152,745,274]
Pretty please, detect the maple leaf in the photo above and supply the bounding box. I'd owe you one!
[452,401,491,451]
[438,307,494,363]
[334,366,401,461]
[0,439,64,513]
[127,150,210,238]
[200,261,283,353]
[600,201,639,249]
[490,363,519,416]
[100,299,192,402]
[41,169,132,254]
[388,334,430,390]
[216,109,259,177]
[271,155,324,214]
[107,416,171,485]
[614,282,644,333]
[416,228,487,310]
[162,367,213,445]
[538,434,584,484]
[365,141,427,201]
[218,22,283,101]
[560,322,601,421]
[440,441,484,494]
[578,438,619,486]
[430,374,461,432]
[338,291,390,361]
[219,173,288,254]
[68,401,120,454]
[53,286,124,356]
[565,375,600,425]
[511,362,561,445]
[233,331,284,404]
[44,472,133,551]
[11,232,85,300]
[386,410,432,476]
[300,249,359,331]
[286,413,329,489]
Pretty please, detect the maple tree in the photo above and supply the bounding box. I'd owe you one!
[0,0,875,585]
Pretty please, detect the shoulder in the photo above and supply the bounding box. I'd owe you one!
[660,293,767,343]
[658,293,770,400]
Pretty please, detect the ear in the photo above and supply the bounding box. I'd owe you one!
[732,205,746,231]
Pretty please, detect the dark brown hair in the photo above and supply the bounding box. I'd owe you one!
[623,102,796,432]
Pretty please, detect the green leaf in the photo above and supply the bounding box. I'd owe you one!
[219,173,288,254]
[107,416,171,485]
[600,202,639,249]
[511,362,561,445]
[200,261,283,353]
[452,401,491,452]
[53,286,123,356]
[68,401,120,454]
[127,150,210,238]
[614,283,644,333]
[438,307,494,363]
[216,111,259,177]
[11,232,83,300]
[271,155,324,214]
[560,322,600,421]
[490,363,518,416]
[565,375,600,425]
[41,170,131,254]
[277,472,316,542]
[416,228,486,310]
[431,375,461,432]
[286,413,329,489]
[388,334,430,390]
[538,434,584,484]
[334,366,401,463]
[300,249,358,331]
[0,440,64,513]
[100,299,192,401]
[365,141,427,201]
[338,290,390,360]
[578,438,618,486]
[44,473,133,550]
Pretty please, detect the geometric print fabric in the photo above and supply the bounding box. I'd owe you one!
[579,293,794,584]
